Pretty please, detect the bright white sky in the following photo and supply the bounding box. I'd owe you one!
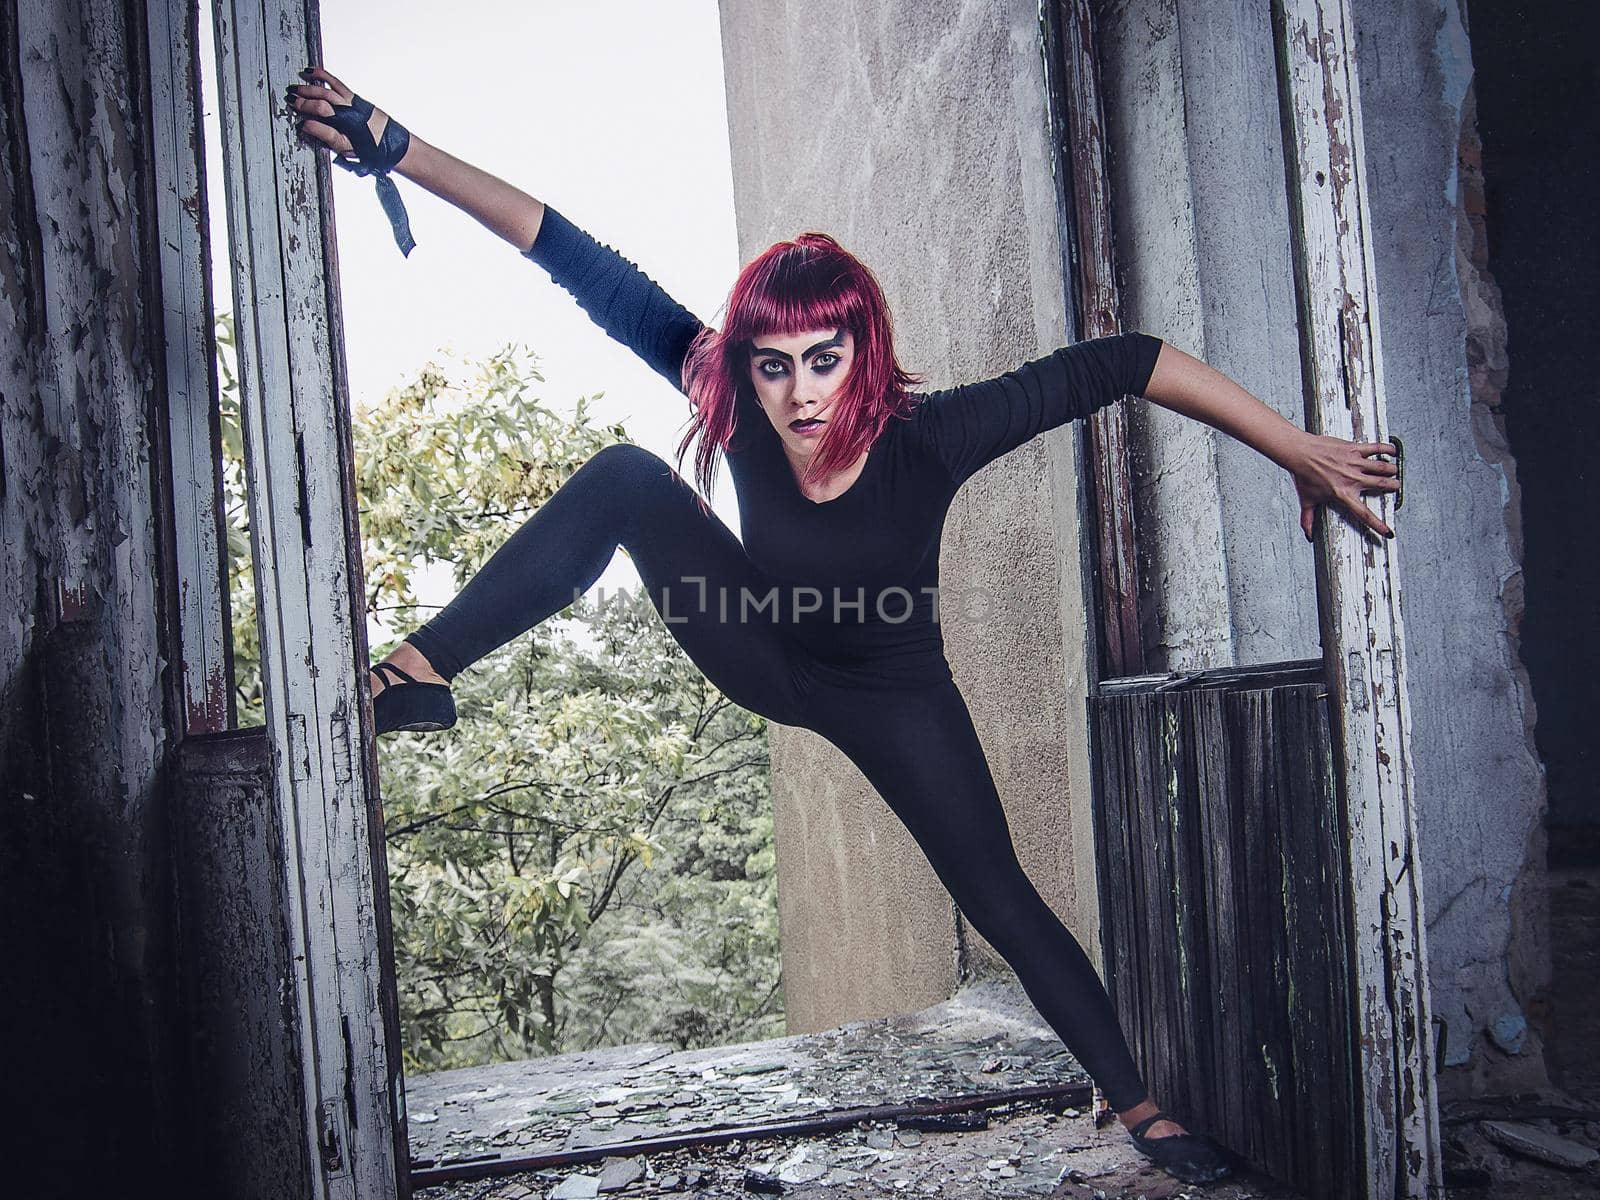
[201,1,741,638]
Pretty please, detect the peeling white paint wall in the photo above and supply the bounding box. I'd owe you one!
[1351,0,1549,1092]
[1098,0,1549,1090]
[1,0,184,1187]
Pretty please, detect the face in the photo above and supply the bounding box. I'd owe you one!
[748,327,855,459]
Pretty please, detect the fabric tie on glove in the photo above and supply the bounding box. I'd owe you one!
[318,93,416,256]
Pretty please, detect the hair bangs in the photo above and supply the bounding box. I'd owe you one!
[675,231,922,506]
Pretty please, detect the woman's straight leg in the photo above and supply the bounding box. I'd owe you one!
[807,675,1149,1113]
[404,442,810,726]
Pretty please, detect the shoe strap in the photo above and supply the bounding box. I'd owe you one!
[1130,1110,1179,1140]
[371,661,418,688]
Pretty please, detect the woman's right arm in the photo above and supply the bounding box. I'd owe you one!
[289,67,706,395]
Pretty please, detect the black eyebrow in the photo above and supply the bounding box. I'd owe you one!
[751,330,844,363]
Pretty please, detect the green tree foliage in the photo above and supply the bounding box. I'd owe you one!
[216,328,783,1072]
[382,591,783,1069]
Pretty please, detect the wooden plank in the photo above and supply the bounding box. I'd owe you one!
[1098,659,1323,696]
[301,0,412,1186]
[1270,692,1303,1183]
[173,730,312,1194]
[1161,694,1189,1120]
[1044,0,1145,678]
[1172,690,1214,1130]
[1321,684,1361,1199]
[1130,694,1168,1101]
[1271,1,1442,1194]
[1153,700,1185,1115]
[13,0,101,622]
[1316,687,1362,1197]
[1191,693,1222,1131]
[208,0,400,1194]
[1235,690,1272,1169]
[1094,681,1364,1193]
[1099,697,1137,1088]
[1091,699,1134,1065]
[1140,699,1172,1108]
[147,0,232,732]
[1113,696,1146,1087]
[1280,686,1345,1193]
[1197,691,1238,1141]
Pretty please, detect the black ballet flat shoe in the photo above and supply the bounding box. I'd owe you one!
[370,661,456,736]
[1126,1111,1235,1185]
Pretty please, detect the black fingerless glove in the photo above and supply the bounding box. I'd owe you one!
[320,94,416,257]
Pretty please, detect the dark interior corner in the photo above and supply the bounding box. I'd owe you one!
[1464,0,1600,867]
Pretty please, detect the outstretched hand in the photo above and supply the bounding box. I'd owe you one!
[285,66,390,165]
[1287,433,1400,542]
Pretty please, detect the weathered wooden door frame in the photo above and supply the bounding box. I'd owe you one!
[1038,0,1442,1195]
[1269,1,1442,1191]
[203,0,407,1194]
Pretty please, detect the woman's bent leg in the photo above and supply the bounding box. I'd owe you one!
[809,677,1149,1113]
[405,443,808,725]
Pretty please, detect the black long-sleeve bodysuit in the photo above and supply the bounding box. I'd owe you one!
[406,206,1163,1111]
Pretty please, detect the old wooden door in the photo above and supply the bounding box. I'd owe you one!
[1041,1,1441,1196]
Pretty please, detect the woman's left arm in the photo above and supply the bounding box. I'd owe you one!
[1142,341,1400,542]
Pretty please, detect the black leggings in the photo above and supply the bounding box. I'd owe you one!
[405,443,1150,1111]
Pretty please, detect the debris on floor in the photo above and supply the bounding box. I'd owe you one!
[406,979,1092,1169]
[1434,867,1600,1198]
[1440,1096,1600,1197]
[419,1099,1302,1199]
[413,865,1600,1198]
[409,978,1300,1199]
[1479,1118,1597,1170]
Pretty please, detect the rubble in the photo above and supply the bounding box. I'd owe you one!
[409,980,1308,1198]
[597,1156,647,1191]
[407,981,1085,1168]
[1480,1119,1598,1170]
[418,1099,1304,1198]
[546,1173,599,1199]
[1437,1078,1600,1198]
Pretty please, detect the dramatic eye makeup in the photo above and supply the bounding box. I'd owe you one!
[751,330,847,378]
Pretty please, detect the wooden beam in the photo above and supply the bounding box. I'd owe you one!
[1271,0,1442,1194]
[147,0,233,733]
[1042,0,1146,680]
[208,0,401,1194]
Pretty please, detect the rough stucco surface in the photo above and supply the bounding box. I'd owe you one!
[1352,0,1549,1090]
[1097,0,1319,673]
[767,717,962,1031]
[717,0,1105,1034]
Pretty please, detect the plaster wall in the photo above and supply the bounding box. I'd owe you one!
[1098,0,1548,1088]
[717,0,1105,1033]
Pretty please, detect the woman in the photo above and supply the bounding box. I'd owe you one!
[288,66,1398,1187]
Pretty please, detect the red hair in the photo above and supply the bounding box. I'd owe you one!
[675,231,921,498]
